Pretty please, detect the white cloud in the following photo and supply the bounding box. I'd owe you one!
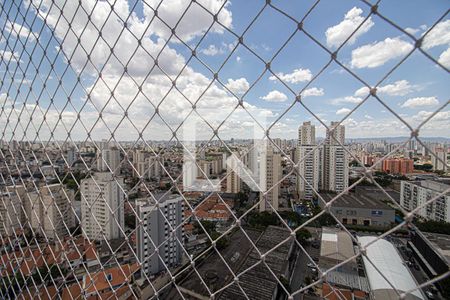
[18,0,279,141]
[325,7,374,48]
[438,47,450,68]
[342,117,358,127]
[354,87,369,97]
[355,80,415,97]
[236,56,241,62]
[302,87,324,97]
[0,50,21,63]
[404,25,427,36]
[351,37,413,68]
[201,42,235,56]
[408,110,450,135]
[201,44,223,56]
[336,107,351,115]
[5,21,37,41]
[269,68,312,84]
[401,96,439,108]
[405,27,419,35]
[0,93,13,107]
[331,96,362,105]
[260,90,288,102]
[413,110,450,122]
[422,20,450,50]
[143,0,233,42]
[225,78,249,95]
[364,114,373,120]
[377,80,415,96]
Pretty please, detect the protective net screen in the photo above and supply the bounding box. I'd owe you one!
[0,0,449,299]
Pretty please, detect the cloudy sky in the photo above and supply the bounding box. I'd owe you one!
[0,0,448,142]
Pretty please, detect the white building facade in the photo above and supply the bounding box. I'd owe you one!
[0,190,23,236]
[259,146,281,212]
[321,122,349,193]
[297,122,320,201]
[29,184,76,240]
[136,194,184,276]
[81,172,124,241]
[97,147,121,173]
[400,180,450,222]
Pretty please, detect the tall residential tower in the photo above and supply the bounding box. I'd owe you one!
[297,122,320,201]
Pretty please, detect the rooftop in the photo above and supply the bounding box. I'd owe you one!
[320,227,356,267]
[218,226,293,300]
[320,193,392,210]
[408,180,450,193]
[358,236,424,300]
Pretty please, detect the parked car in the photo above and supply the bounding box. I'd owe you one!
[425,290,435,299]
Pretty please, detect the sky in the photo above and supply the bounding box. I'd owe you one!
[0,0,449,143]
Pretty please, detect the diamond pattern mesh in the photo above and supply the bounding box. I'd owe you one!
[0,0,449,299]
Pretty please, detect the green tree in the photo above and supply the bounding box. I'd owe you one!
[194,220,216,234]
[211,231,229,250]
[236,192,248,205]
[125,214,136,229]
[296,228,312,243]
[415,220,450,235]
[280,211,302,227]
[247,211,279,229]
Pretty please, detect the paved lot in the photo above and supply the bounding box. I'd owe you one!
[393,237,444,300]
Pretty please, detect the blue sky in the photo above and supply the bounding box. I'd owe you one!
[0,0,449,142]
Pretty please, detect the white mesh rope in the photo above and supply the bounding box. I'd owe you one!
[0,0,449,300]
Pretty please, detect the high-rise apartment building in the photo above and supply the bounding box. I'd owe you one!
[147,156,164,178]
[297,122,320,201]
[67,147,77,167]
[134,150,164,179]
[259,146,281,212]
[97,147,121,173]
[382,158,414,175]
[431,147,449,172]
[321,122,348,193]
[29,184,75,240]
[133,149,145,178]
[81,172,124,241]
[136,194,184,276]
[0,190,23,236]
[226,152,243,194]
[400,180,450,222]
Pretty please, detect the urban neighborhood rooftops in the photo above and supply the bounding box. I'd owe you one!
[218,226,294,300]
[320,192,392,210]
[358,236,424,300]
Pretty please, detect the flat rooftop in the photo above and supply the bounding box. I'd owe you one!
[410,180,450,193]
[320,193,392,210]
[320,227,355,263]
[355,186,400,203]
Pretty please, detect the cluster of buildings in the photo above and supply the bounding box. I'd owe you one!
[296,121,349,201]
[0,125,448,299]
[351,140,449,175]
[318,227,428,300]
